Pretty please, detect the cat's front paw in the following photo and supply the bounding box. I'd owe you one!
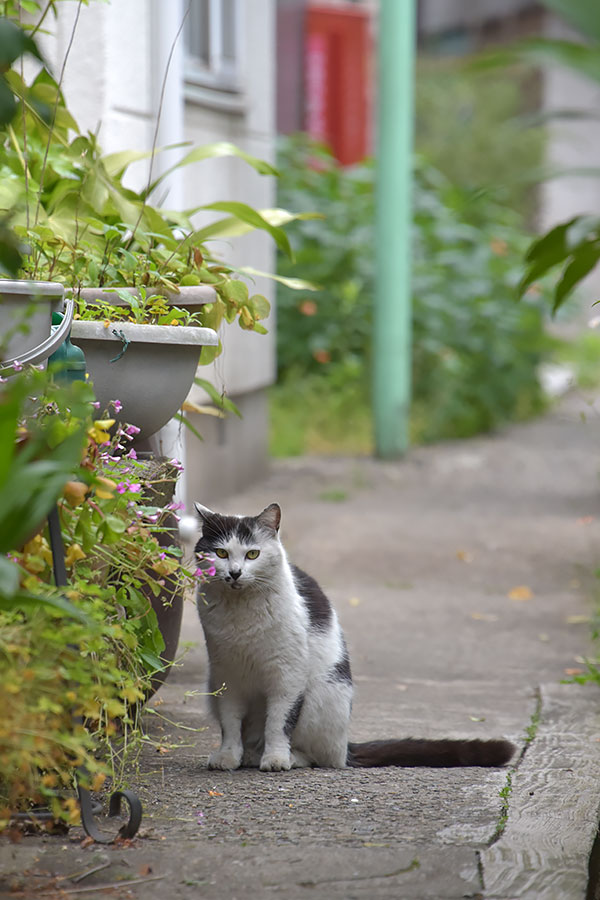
[259,750,292,772]
[208,748,242,770]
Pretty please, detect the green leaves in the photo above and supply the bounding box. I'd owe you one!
[0,18,41,127]
[0,374,92,554]
[193,377,242,418]
[201,201,293,259]
[538,0,600,43]
[519,217,600,312]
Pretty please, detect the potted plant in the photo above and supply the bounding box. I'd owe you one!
[0,0,305,443]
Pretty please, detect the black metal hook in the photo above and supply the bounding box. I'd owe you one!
[77,781,142,843]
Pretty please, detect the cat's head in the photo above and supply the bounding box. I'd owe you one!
[194,502,282,591]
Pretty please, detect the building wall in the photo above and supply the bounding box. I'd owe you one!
[36,0,277,506]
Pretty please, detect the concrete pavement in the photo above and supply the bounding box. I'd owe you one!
[3,391,600,899]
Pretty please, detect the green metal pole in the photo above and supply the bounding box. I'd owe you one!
[373,0,416,458]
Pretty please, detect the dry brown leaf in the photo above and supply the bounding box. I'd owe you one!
[564,668,584,676]
[508,585,533,601]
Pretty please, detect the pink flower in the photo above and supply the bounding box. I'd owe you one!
[126,449,137,460]
[112,399,123,412]
[117,481,141,494]
[194,564,216,578]
[91,401,101,409]
[169,458,184,472]
[167,501,185,511]
[125,424,141,436]
[12,360,23,372]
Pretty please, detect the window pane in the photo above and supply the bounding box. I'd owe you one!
[221,0,237,63]
[186,0,210,66]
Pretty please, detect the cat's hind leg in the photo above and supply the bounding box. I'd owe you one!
[292,680,352,768]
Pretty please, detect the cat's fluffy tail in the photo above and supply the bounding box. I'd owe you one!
[346,738,515,768]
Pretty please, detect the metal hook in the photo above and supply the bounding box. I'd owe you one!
[77,781,142,843]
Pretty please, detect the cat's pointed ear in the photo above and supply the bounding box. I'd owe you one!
[256,502,281,533]
[194,503,214,523]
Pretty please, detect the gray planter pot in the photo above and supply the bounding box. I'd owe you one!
[69,319,219,441]
[0,280,73,367]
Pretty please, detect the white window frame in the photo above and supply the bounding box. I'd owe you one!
[184,0,245,109]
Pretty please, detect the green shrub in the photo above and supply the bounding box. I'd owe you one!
[274,136,554,453]
[0,372,200,828]
[415,62,544,222]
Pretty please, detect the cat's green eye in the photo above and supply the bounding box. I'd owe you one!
[215,548,229,559]
[246,549,260,560]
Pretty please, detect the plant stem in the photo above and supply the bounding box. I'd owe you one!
[127,1,191,264]
[34,0,85,229]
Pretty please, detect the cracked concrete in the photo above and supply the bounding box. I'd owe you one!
[2,391,600,899]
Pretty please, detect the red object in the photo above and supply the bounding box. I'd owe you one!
[305,4,372,166]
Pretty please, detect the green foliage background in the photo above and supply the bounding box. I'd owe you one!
[273,111,552,454]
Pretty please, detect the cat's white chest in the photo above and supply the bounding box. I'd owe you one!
[198,583,309,688]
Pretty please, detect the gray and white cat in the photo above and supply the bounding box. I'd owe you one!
[194,502,515,771]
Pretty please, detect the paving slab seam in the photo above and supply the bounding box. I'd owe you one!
[480,682,600,900]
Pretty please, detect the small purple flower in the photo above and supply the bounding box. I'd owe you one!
[116,481,141,494]
[126,449,137,460]
[12,360,23,372]
[167,501,185,511]
[125,424,141,436]
[112,399,123,413]
[169,458,184,472]
[159,552,167,560]
[91,401,101,409]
